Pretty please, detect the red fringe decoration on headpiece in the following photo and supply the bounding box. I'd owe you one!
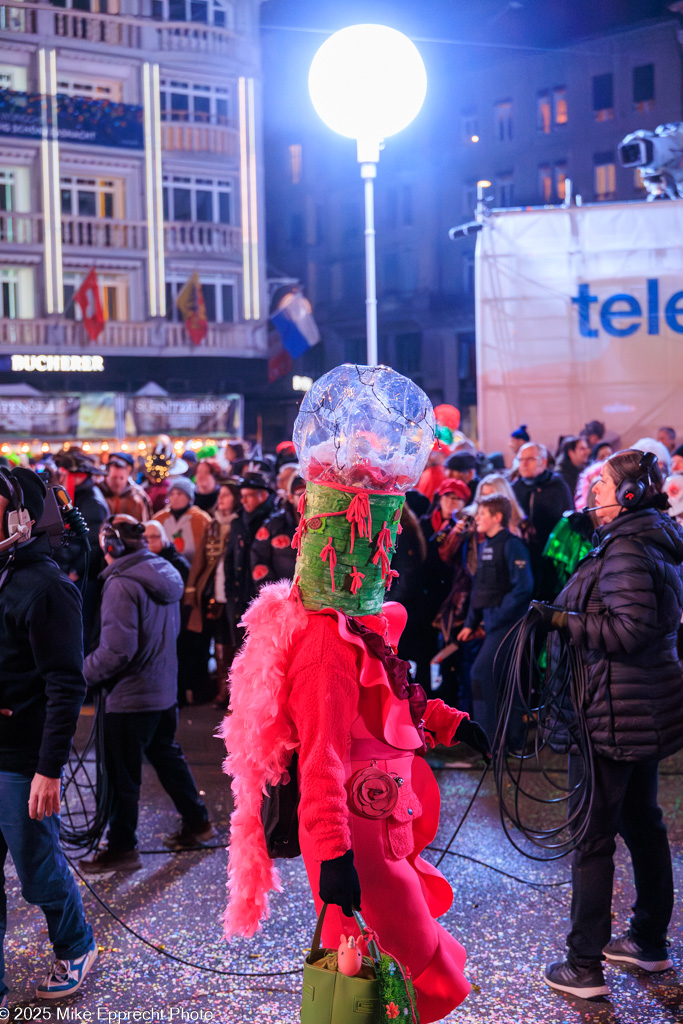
[372,521,393,579]
[345,492,372,555]
[349,566,365,595]
[320,537,337,592]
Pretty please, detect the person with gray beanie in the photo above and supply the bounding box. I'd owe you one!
[151,476,210,566]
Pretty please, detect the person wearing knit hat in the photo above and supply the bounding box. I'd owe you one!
[509,425,530,455]
[221,365,490,1023]
[444,451,480,503]
[153,478,211,705]
[152,476,208,565]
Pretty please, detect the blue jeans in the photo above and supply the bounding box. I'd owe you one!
[0,771,94,997]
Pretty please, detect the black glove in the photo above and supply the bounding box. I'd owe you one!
[530,600,568,631]
[454,717,492,763]
[319,849,361,918]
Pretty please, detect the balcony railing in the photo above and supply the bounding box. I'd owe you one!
[0,318,267,357]
[161,121,237,156]
[61,216,147,250]
[0,211,43,245]
[155,20,235,56]
[164,221,241,255]
[0,2,238,56]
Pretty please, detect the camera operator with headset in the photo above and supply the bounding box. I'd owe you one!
[532,450,683,1000]
[0,467,97,1006]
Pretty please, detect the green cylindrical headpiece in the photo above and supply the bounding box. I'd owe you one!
[293,482,404,615]
[291,364,435,617]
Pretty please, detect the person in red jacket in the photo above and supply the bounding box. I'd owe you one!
[221,366,490,1023]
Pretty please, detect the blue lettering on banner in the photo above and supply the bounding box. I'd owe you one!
[572,279,683,337]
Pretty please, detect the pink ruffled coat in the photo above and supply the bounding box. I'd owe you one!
[221,582,471,1022]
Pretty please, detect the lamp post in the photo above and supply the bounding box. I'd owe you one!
[308,25,427,365]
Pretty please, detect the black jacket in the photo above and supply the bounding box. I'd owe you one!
[224,493,278,637]
[0,535,86,777]
[160,542,191,584]
[513,470,573,597]
[552,508,683,761]
[249,502,297,586]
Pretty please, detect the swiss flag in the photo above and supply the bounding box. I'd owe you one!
[74,268,105,341]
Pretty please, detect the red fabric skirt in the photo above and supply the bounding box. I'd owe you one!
[298,752,470,1023]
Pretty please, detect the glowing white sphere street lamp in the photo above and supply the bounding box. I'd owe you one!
[309,25,427,364]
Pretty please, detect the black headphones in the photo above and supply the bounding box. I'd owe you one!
[615,451,658,510]
[0,468,32,552]
[100,516,145,558]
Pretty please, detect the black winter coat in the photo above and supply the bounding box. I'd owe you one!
[513,470,573,598]
[223,493,278,639]
[0,535,86,777]
[250,503,297,586]
[552,508,683,761]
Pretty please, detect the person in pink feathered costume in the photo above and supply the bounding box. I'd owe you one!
[221,366,491,1023]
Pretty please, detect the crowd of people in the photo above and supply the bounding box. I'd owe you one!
[1,411,683,1008]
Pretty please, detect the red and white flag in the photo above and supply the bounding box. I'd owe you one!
[74,267,105,341]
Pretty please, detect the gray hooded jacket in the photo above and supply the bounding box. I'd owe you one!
[84,548,183,713]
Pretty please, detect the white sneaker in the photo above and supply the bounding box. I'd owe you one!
[35,940,98,999]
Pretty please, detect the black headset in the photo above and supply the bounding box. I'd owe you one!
[100,516,145,558]
[0,468,32,552]
[615,451,658,510]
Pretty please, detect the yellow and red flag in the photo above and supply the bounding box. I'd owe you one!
[176,271,208,346]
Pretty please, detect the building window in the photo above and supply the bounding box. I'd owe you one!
[165,276,236,322]
[555,161,567,202]
[633,63,654,113]
[594,152,616,201]
[64,271,128,321]
[537,91,551,134]
[60,176,122,219]
[160,79,230,126]
[0,267,18,318]
[463,183,477,216]
[497,173,514,207]
[50,0,120,12]
[162,175,233,224]
[151,0,231,28]
[288,143,302,184]
[592,73,613,122]
[461,108,478,143]
[553,86,567,126]
[395,332,421,377]
[538,164,552,202]
[494,100,513,141]
[57,74,122,102]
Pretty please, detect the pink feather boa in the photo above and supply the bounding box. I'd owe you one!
[218,581,307,939]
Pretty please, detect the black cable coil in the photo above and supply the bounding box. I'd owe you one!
[492,608,595,861]
[60,692,111,852]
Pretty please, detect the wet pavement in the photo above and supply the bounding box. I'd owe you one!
[3,705,683,1024]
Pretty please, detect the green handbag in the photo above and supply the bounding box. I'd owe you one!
[300,904,420,1024]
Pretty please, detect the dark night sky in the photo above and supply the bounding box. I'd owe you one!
[260,0,674,128]
[261,0,671,47]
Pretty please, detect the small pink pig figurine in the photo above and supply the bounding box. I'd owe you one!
[338,934,363,977]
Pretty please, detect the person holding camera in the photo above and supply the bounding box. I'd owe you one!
[532,450,683,999]
[457,494,533,746]
[79,515,213,872]
[0,468,97,1002]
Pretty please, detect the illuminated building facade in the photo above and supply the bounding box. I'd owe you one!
[0,0,266,402]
